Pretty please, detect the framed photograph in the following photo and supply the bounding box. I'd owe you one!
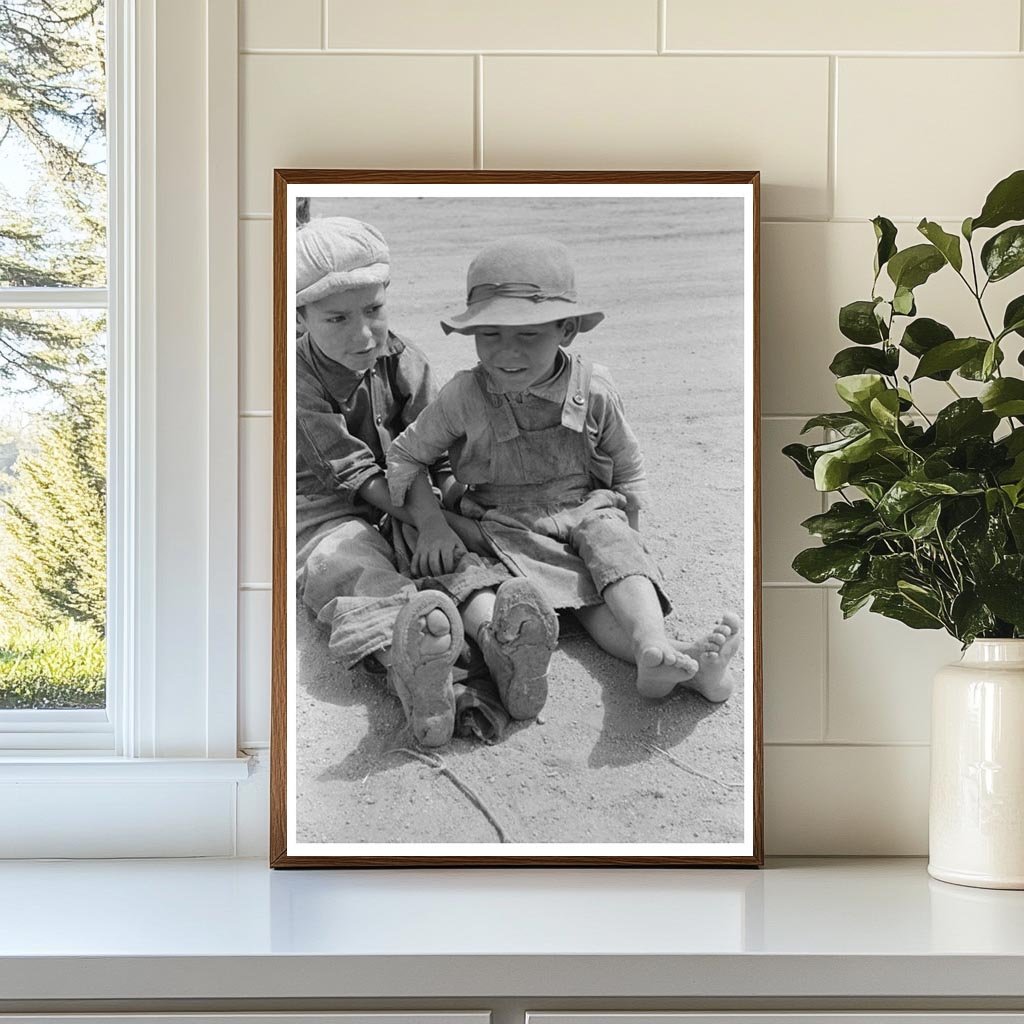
[271,170,762,867]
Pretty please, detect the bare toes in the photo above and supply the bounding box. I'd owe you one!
[424,608,451,636]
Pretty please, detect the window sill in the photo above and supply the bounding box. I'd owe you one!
[0,754,251,782]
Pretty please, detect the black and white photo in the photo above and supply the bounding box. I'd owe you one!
[271,171,762,867]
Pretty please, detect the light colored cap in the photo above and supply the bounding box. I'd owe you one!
[441,235,604,335]
[295,216,390,305]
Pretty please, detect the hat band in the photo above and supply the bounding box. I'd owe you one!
[467,282,577,306]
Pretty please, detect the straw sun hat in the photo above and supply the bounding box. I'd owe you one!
[441,236,605,335]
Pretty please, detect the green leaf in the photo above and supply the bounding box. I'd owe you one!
[1002,295,1024,339]
[829,345,900,378]
[950,592,996,644]
[917,219,963,272]
[782,442,815,479]
[981,225,1024,283]
[959,344,1004,381]
[814,451,851,491]
[971,168,1024,232]
[835,373,887,414]
[962,216,974,241]
[980,378,1024,418]
[892,286,916,316]
[800,501,879,543]
[872,216,898,277]
[871,594,943,630]
[900,317,955,361]
[982,341,1001,381]
[877,479,958,524]
[800,413,865,435]
[933,399,999,445]
[908,500,942,539]
[867,552,915,587]
[976,574,1024,629]
[911,337,988,381]
[887,243,946,291]
[792,543,866,584]
[868,389,902,431]
[838,578,879,617]
[839,300,887,345]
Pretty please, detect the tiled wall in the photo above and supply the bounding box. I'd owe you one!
[236,0,1024,854]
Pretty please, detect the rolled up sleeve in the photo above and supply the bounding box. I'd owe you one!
[591,386,650,511]
[296,376,381,500]
[387,386,463,507]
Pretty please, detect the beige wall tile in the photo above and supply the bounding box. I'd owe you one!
[666,0,1020,53]
[766,744,929,854]
[763,588,825,743]
[240,55,474,213]
[241,0,321,50]
[240,416,273,586]
[239,590,272,747]
[328,0,656,51]
[240,220,273,411]
[483,56,830,219]
[762,221,1018,416]
[836,59,1024,220]
[827,599,961,743]
[761,418,824,584]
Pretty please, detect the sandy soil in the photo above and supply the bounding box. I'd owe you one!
[294,196,748,846]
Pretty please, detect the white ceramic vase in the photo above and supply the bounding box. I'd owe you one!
[929,639,1024,889]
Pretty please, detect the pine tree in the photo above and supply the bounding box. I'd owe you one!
[0,372,105,632]
[0,0,106,394]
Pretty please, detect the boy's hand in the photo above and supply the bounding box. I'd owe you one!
[412,517,468,577]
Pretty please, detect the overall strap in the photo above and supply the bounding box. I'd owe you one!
[560,353,593,433]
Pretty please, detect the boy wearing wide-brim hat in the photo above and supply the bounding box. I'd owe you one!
[294,216,516,748]
[388,235,741,703]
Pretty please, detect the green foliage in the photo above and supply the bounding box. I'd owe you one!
[788,170,1024,644]
[0,619,104,709]
[0,375,106,633]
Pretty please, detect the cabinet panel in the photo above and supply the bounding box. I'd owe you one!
[529,1016,1024,1024]
[0,1015,490,1024]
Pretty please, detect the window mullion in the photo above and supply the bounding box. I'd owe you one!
[0,287,108,310]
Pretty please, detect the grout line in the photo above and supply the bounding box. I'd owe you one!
[657,0,666,54]
[474,55,484,169]
[237,47,1024,57]
[240,47,660,56]
[763,580,840,589]
[820,587,830,743]
[766,740,931,748]
[827,56,838,220]
[321,0,328,50]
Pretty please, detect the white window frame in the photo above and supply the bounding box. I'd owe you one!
[0,0,249,857]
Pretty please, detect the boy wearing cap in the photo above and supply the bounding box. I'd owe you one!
[295,216,536,748]
[387,236,741,703]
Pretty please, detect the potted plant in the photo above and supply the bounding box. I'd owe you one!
[784,169,1024,889]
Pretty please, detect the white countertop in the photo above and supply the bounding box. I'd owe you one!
[1,857,1023,1002]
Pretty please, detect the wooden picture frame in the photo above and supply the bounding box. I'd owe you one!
[271,170,762,867]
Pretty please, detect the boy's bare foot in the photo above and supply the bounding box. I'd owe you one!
[681,612,742,703]
[635,641,699,699]
[389,590,464,747]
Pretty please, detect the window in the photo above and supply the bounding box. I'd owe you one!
[0,0,246,858]
[0,0,111,748]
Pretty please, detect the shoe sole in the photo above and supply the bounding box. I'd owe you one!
[389,589,463,747]
[484,579,558,720]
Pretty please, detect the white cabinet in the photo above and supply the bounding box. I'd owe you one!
[528,1017,1024,1024]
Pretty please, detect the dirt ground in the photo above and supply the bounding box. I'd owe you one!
[294,196,748,846]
